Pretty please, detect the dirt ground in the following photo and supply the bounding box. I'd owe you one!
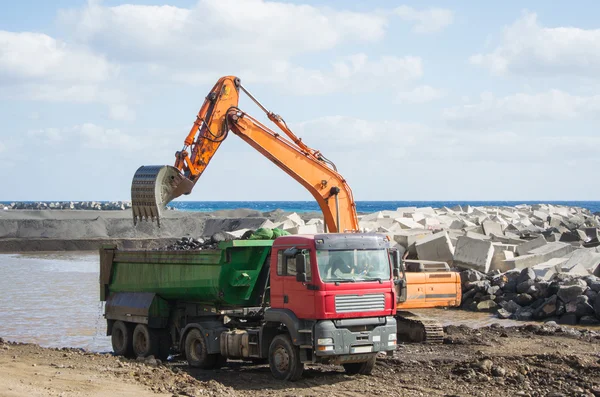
[2,324,599,397]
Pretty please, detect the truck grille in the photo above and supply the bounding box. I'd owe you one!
[335,293,385,313]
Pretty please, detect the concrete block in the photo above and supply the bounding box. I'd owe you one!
[451,205,463,212]
[415,207,436,215]
[411,213,426,223]
[562,249,600,272]
[396,207,417,214]
[503,242,574,270]
[418,217,441,229]
[533,210,549,221]
[394,217,424,230]
[449,219,467,229]
[516,235,547,256]
[464,225,485,235]
[286,212,305,226]
[453,236,495,273]
[466,231,490,240]
[306,218,323,226]
[260,219,277,229]
[492,243,518,253]
[392,229,432,254]
[415,231,455,263]
[482,220,503,236]
[490,250,515,272]
[361,211,384,222]
[532,258,568,280]
[228,228,252,238]
[286,224,319,234]
[576,229,589,241]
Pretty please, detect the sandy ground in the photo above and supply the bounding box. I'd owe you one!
[2,324,599,397]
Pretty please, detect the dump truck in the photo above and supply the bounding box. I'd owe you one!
[100,233,401,381]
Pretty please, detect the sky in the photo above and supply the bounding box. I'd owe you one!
[1,0,599,201]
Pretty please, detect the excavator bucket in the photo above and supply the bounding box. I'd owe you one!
[130,165,194,227]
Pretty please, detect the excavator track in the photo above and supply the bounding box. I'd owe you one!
[395,311,444,344]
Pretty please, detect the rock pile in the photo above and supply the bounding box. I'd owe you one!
[2,201,141,211]
[460,268,600,325]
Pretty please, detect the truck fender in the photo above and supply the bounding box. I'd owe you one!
[262,309,304,347]
[179,323,226,355]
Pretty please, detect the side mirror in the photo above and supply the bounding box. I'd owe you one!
[295,253,307,282]
[284,247,298,257]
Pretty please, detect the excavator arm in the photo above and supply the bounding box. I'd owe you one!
[131,76,359,232]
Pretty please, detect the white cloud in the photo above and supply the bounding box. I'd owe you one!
[108,104,136,122]
[0,30,115,83]
[394,6,454,33]
[59,0,387,61]
[443,89,600,127]
[27,128,63,143]
[396,85,445,104]
[57,0,425,94]
[470,11,600,76]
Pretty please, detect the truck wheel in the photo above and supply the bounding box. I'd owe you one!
[111,321,133,357]
[343,355,376,375]
[132,324,170,360]
[184,328,217,369]
[268,334,304,381]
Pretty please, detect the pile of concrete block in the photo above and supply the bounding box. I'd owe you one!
[354,204,600,277]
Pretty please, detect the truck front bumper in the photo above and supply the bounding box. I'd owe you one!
[312,316,397,363]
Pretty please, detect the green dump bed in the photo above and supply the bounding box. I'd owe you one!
[100,240,274,308]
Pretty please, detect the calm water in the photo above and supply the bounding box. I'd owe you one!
[0,252,111,352]
[170,200,600,214]
[0,253,548,352]
[3,200,600,214]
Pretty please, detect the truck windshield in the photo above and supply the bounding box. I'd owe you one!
[316,249,391,283]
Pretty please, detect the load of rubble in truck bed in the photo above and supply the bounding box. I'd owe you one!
[160,227,291,250]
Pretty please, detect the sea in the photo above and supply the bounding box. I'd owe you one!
[168,200,600,214]
[2,200,600,214]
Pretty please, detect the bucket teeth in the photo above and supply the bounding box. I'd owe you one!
[131,165,194,227]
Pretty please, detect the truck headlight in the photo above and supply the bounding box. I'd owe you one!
[388,334,397,341]
[317,338,334,345]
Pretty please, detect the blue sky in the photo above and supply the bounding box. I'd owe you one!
[1,0,599,201]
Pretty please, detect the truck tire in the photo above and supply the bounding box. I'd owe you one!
[184,328,218,369]
[132,324,170,361]
[111,321,133,357]
[268,334,304,381]
[342,355,376,375]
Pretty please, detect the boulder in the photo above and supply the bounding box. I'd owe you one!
[517,267,536,285]
[534,295,558,318]
[579,316,600,325]
[556,283,588,303]
[558,313,578,325]
[516,280,535,294]
[501,300,522,314]
[477,300,498,312]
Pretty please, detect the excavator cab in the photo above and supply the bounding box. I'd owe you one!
[131,165,194,226]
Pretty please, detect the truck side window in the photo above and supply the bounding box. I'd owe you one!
[276,249,311,281]
[277,250,284,275]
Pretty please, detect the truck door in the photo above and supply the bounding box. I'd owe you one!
[277,247,316,320]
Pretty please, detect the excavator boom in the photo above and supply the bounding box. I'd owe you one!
[131,76,358,232]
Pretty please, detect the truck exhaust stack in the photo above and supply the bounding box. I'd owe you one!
[131,165,194,226]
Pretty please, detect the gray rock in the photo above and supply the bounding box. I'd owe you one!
[487,285,501,295]
[579,316,600,326]
[557,283,588,303]
[517,267,536,284]
[497,308,512,319]
[514,309,533,321]
[589,281,600,293]
[477,300,498,312]
[465,280,491,293]
[558,313,577,325]
[516,279,535,294]
[515,293,533,306]
[584,289,598,303]
[501,300,522,314]
[460,269,484,285]
[462,288,477,301]
[491,366,506,377]
[594,296,600,318]
[576,302,595,317]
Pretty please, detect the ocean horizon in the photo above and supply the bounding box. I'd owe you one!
[3,200,599,214]
[168,200,600,214]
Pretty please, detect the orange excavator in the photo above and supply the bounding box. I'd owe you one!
[130,75,461,343]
